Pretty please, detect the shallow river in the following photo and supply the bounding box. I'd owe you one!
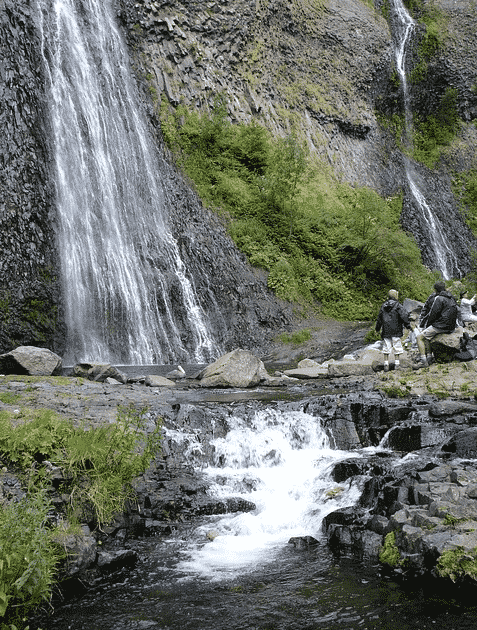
[37,407,477,630]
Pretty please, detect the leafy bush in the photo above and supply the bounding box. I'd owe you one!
[0,491,61,625]
[413,89,461,168]
[0,406,162,529]
[0,406,162,625]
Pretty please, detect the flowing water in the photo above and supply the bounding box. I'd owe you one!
[392,0,460,279]
[37,407,477,629]
[36,0,220,365]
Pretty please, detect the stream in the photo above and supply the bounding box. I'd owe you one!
[35,406,477,629]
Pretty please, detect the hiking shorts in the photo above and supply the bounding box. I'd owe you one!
[418,326,441,340]
[382,337,404,355]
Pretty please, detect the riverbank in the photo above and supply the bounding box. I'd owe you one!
[3,321,477,626]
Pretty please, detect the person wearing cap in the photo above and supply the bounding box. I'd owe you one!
[459,290,477,324]
[414,281,458,369]
[375,289,411,371]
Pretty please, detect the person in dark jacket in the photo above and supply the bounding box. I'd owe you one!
[414,281,458,368]
[375,289,411,371]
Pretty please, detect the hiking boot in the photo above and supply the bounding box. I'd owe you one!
[412,358,428,370]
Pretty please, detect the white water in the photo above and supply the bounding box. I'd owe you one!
[392,0,459,279]
[36,0,219,365]
[170,409,372,581]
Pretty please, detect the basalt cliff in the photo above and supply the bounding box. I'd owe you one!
[1,0,477,356]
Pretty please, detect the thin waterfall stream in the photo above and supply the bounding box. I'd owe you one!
[36,0,220,366]
[392,0,460,280]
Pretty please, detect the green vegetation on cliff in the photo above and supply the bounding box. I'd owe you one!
[413,88,461,168]
[454,169,477,236]
[160,97,436,320]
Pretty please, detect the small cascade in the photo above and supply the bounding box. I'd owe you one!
[35,0,220,365]
[392,0,460,279]
[171,408,366,580]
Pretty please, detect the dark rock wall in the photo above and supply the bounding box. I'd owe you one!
[117,0,398,194]
[0,0,65,354]
[398,0,477,274]
[145,143,294,353]
[117,0,477,275]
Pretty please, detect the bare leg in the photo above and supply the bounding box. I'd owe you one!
[416,334,429,364]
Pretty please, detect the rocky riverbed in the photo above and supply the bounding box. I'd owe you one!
[3,319,477,608]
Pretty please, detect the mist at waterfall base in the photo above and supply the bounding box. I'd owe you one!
[37,0,220,366]
[40,409,477,630]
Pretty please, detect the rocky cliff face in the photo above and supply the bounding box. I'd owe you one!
[1,0,477,357]
[0,0,292,358]
[118,0,397,192]
[117,0,477,271]
[0,1,64,354]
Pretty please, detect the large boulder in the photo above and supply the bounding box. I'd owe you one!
[52,526,97,577]
[145,375,175,388]
[197,349,269,388]
[429,327,465,362]
[73,362,127,384]
[0,346,63,376]
[328,362,375,377]
[441,428,477,458]
[283,359,329,379]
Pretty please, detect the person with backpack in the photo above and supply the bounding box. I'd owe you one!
[414,281,458,369]
[375,289,411,371]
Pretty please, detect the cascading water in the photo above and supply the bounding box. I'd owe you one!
[392,0,460,280]
[35,0,220,365]
[169,408,367,580]
[34,405,477,629]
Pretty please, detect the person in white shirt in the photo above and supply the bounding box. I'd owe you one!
[460,291,477,324]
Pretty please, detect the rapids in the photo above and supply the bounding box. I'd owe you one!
[34,406,477,629]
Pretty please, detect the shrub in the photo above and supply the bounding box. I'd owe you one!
[0,406,162,529]
[0,491,61,624]
[0,405,163,625]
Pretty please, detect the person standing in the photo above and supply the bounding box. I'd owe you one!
[375,289,411,371]
[414,281,458,368]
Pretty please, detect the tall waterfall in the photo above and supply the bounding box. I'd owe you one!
[392,0,460,280]
[36,0,220,365]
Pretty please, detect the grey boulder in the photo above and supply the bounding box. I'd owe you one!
[0,345,63,376]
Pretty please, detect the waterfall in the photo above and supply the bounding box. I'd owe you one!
[392,0,460,280]
[168,409,367,580]
[35,0,220,365]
